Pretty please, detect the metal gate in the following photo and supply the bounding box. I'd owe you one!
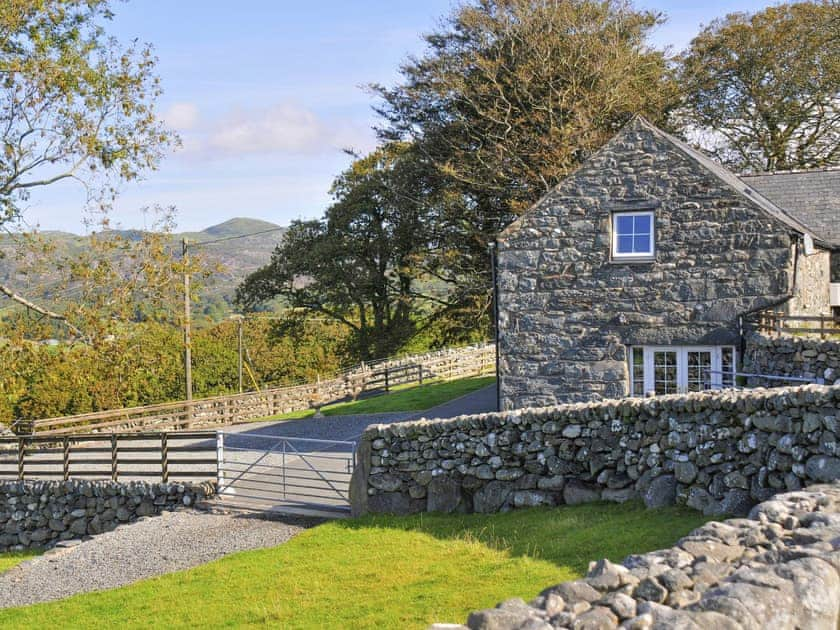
[216,432,355,515]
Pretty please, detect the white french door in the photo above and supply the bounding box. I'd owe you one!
[629,346,735,396]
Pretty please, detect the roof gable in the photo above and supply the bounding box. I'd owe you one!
[500,116,823,247]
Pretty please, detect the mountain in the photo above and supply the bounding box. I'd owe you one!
[0,217,286,322]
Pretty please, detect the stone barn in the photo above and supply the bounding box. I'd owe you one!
[495,116,838,409]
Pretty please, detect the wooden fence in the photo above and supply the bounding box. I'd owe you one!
[13,343,495,436]
[752,311,840,339]
[0,431,217,482]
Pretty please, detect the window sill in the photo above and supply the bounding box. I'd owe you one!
[609,256,656,264]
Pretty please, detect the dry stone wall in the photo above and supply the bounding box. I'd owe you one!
[0,479,215,550]
[437,483,840,630]
[744,332,840,387]
[351,384,840,518]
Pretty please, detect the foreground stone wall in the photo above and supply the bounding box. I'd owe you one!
[0,480,215,550]
[744,332,840,387]
[351,384,840,518]
[437,483,840,630]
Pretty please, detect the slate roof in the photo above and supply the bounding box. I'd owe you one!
[638,119,824,247]
[741,168,840,249]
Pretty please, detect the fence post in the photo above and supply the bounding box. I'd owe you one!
[17,437,24,481]
[111,434,118,482]
[821,315,826,340]
[384,367,390,392]
[63,436,70,481]
[161,433,169,483]
[418,364,423,385]
[216,431,224,491]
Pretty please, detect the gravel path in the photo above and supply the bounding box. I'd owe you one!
[0,509,315,609]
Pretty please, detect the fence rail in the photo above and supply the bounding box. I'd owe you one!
[752,311,840,339]
[217,432,355,513]
[13,343,495,436]
[0,431,217,482]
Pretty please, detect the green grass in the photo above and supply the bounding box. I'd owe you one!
[0,551,38,574]
[0,502,709,629]
[263,375,496,422]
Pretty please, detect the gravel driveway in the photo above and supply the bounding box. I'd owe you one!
[0,509,315,609]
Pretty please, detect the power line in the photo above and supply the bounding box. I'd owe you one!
[186,226,286,249]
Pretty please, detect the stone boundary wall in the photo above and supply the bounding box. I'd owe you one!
[350,384,840,518]
[744,332,840,387]
[435,483,840,630]
[0,479,216,550]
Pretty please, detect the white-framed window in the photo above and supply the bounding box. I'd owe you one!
[628,346,736,396]
[612,211,654,258]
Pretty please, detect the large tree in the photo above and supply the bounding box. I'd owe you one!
[677,1,840,171]
[237,143,437,360]
[373,0,675,332]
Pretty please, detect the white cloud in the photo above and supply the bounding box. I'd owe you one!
[175,102,374,160]
[209,103,326,155]
[162,102,200,131]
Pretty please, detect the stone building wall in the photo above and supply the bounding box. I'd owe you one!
[350,384,840,518]
[0,479,215,550]
[786,246,831,315]
[496,118,813,410]
[744,332,840,386]
[437,483,840,630]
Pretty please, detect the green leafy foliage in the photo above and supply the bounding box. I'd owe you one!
[677,1,840,171]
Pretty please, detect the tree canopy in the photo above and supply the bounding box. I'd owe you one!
[372,0,676,332]
[237,143,439,360]
[0,0,174,224]
[677,1,840,171]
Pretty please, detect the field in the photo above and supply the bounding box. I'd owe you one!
[263,375,496,421]
[0,502,709,629]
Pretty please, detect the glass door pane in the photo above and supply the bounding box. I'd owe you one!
[654,351,677,395]
[687,351,712,391]
[721,348,735,387]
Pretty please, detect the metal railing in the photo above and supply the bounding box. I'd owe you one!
[216,432,356,512]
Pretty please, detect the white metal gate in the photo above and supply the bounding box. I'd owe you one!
[216,432,355,515]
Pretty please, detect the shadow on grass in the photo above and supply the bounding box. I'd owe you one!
[331,501,711,573]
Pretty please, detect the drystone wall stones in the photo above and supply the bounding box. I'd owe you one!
[442,483,840,630]
[351,384,840,518]
[744,332,840,387]
[495,119,808,410]
[0,479,215,551]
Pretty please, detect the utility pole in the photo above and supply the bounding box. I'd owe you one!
[231,314,244,394]
[182,238,192,402]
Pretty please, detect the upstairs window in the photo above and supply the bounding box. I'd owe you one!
[612,211,654,259]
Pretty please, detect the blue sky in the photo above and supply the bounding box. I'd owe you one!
[25,0,777,233]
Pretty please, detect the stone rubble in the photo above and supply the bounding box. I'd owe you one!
[432,483,840,630]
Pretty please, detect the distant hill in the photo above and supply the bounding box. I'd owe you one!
[0,217,286,323]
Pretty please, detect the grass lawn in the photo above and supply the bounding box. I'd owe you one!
[264,375,496,422]
[0,551,38,574]
[0,502,709,629]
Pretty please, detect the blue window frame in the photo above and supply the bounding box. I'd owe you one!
[612,211,654,258]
